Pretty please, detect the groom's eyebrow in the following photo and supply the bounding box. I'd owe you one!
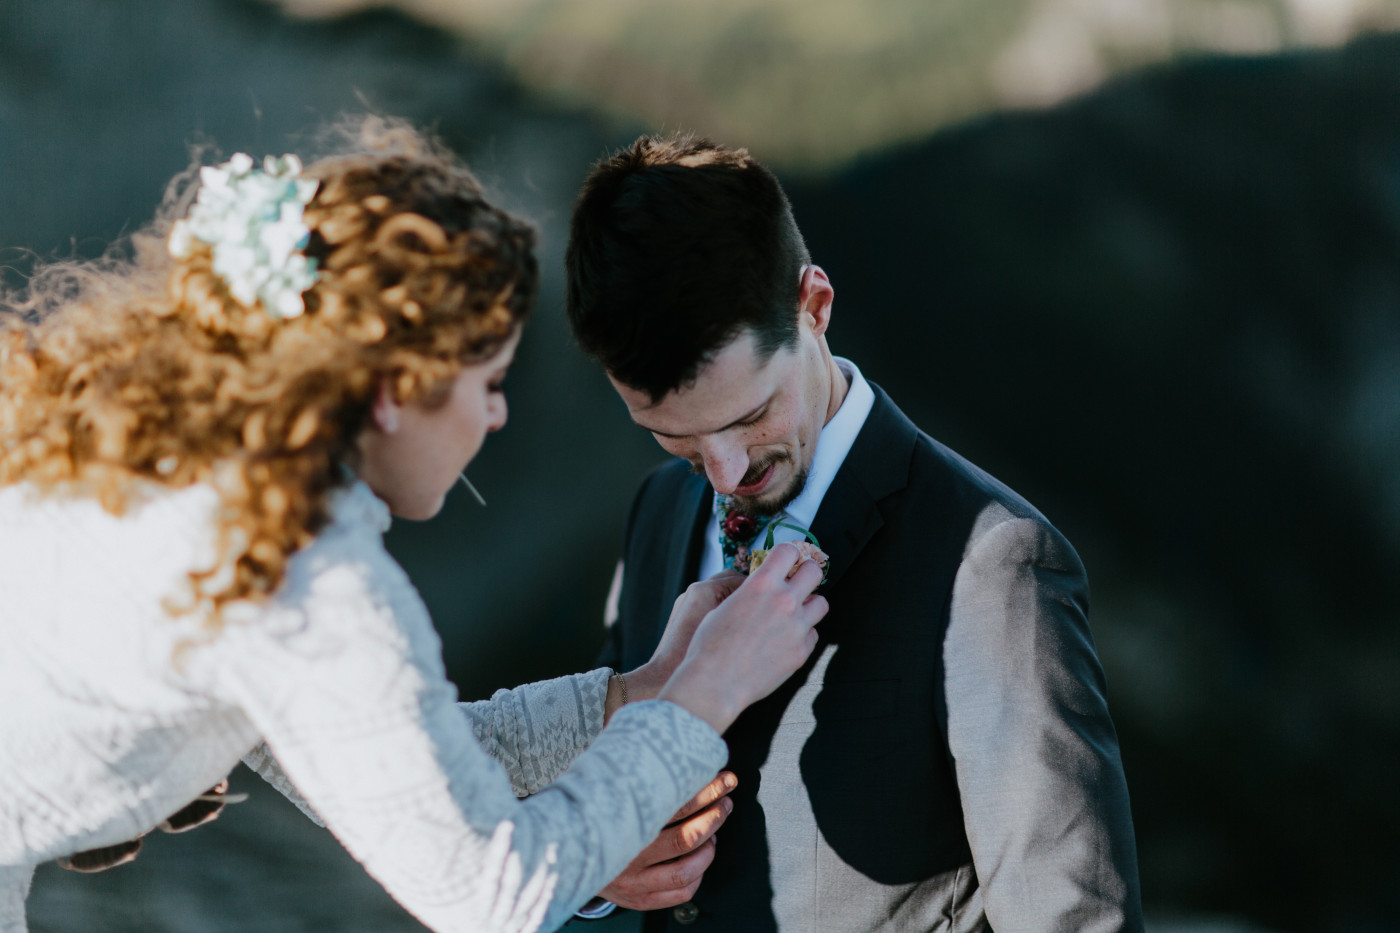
[639,400,769,439]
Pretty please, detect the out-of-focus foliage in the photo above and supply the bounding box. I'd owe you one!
[273,0,1400,170]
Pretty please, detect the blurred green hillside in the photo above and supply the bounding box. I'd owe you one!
[275,0,1400,169]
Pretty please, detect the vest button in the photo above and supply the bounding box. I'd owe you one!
[672,901,700,925]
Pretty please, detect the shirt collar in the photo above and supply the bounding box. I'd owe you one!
[778,356,875,531]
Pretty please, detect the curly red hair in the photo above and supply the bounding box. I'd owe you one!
[0,117,537,632]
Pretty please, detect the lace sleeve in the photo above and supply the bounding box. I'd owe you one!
[456,669,612,798]
[245,671,612,816]
[207,511,724,933]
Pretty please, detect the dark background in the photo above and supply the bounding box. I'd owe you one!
[4,2,1397,931]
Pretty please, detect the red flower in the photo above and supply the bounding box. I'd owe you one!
[721,512,759,542]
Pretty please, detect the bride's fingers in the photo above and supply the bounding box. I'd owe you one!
[784,555,826,593]
[748,541,804,580]
[704,569,745,584]
[706,570,745,601]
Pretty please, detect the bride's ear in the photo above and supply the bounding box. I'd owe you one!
[370,379,401,434]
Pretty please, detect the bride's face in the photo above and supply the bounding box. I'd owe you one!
[356,328,520,520]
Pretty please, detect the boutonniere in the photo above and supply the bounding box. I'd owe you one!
[748,520,829,582]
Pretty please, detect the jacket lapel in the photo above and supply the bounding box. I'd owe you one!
[650,382,914,616]
[810,382,916,591]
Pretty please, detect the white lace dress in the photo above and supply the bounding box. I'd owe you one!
[0,479,725,933]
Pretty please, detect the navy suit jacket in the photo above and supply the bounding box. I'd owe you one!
[597,382,1143,932]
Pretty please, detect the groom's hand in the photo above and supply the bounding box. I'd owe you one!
[600,771,737,910]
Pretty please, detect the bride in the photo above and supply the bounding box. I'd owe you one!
[0,118,827,933]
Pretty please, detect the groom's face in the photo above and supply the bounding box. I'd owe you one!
[608,326,831,516]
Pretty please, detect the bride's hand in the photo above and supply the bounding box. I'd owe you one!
[658,543,828,735]
[653,570,747,679]
[608,570,745,720]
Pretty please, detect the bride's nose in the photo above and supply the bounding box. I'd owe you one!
[486,394,508,434]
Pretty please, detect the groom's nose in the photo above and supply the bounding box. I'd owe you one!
[698,438,750,495]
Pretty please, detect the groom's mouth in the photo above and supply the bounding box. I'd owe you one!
[732,461,776,497]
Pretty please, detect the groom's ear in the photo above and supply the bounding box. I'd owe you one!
[797,264,835,337]
[370,379,402,434]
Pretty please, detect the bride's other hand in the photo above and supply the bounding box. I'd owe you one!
[658,543,827,735]
[606,570,744,721]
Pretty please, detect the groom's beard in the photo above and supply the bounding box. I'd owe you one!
[720,451,809,517]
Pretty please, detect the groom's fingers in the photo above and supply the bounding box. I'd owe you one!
[599,794,731,909]
[601,836,717,911]
[618,796,728,877]
[655,795,730,860]
[667,771,737,825]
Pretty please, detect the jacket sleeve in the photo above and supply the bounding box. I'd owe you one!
[594,568,625,673]
[943,512,1144,932]
[595,466,664,675]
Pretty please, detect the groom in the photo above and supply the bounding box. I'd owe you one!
[566,134,1143,931]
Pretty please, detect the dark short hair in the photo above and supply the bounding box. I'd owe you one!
[565,134,811,402]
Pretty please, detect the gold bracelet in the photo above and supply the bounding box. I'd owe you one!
[614,670,628,706]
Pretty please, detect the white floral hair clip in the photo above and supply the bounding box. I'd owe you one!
[168,153,320,320]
